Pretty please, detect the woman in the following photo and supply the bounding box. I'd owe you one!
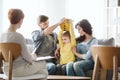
[66,19,98,76]
[0,9,48,80]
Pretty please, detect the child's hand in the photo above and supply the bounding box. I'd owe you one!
[59,17,66,24]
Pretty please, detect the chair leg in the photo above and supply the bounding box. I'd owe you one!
[100,69,107,80]
[0,52,3,73]
[8,51,12,80]
[92,55,100,80]
[113,56,118,80]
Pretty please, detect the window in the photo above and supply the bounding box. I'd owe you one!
[105,0,120,44]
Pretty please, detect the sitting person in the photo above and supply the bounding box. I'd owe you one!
[31,15,65,75]
[66,19,98,76]
[55,19,76,75]
[0,9,48,80]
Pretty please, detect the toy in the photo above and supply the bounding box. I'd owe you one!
[60,19,72,31]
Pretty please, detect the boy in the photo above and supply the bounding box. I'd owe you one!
[55,19,76,74]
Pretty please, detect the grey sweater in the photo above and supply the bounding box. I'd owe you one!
[0,32,33,68]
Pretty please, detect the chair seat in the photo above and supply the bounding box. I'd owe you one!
[0,73,45,80]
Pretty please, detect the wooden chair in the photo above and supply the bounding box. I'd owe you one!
[91,45,120,80]
[0,43,46,80]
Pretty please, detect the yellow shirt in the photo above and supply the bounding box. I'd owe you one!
[60,43,75,64]
[58,22,76,64]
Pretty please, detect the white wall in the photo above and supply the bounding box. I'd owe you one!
[65,0,105,38]
[0,0,3,35]
[2,0,67,38]
[1,0,106,39]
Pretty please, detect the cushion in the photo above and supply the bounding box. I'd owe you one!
[98,37,115,46]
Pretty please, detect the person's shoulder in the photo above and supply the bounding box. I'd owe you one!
[15,32,24,38]
[2,32,23,38]
[15,32,22,36]
[32,30,40,33]
[92,37,98,41]
[91,37,98,44]
[31,30,43,34]
[31,30,39,35]
[92,37,97,40]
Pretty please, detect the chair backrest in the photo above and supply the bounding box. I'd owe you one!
[0,43,21,61]
[91,45,120,69]
[91,45,120,80]
[0,43,21,80]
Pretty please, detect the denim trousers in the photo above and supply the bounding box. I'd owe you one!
[66,60,94,76]
[46,62,57,75]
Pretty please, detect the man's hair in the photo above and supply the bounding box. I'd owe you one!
[37,15,48,24]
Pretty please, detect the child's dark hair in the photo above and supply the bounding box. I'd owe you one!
[62,31,71,39]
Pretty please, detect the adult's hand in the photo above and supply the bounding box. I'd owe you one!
[71,46,77,55]
[54,48,60,59]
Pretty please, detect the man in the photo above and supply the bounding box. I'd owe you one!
[31,15,64,75]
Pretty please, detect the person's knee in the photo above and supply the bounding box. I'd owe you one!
[49,63,56,70]
[73,62,84,70]
[61,65,66,75]
[66,62,73,69]
[47,63,56,75]
[66,62,74,73]
[73,62,86,76]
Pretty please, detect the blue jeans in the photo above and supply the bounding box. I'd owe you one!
[66,60,94,76]
[46,62,56,75]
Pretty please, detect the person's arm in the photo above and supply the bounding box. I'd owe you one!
[31,30,44,42]
[54,47,60,59]
[44,18,66,35]
[72,38,98,59]
[44,22,61,35]
[58,30,64,48]
[72,46,83,58]
[82,39,98,59]
[18,34,34,63]
[69,20,76,46]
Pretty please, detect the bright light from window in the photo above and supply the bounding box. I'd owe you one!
[2,0,105,39]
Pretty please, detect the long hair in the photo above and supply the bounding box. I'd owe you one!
[75,19,92,43]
